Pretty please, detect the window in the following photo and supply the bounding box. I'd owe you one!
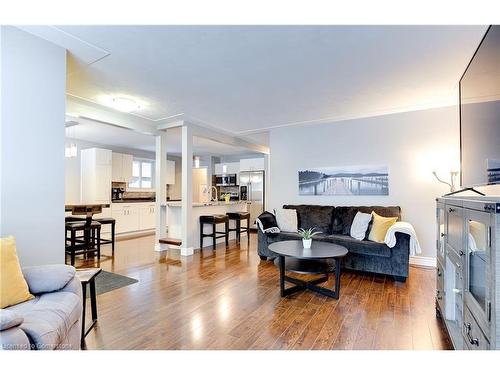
[129,159,154,189]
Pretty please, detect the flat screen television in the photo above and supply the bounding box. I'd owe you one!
[460,25,500,187]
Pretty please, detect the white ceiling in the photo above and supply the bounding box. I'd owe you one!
[57,25,487,134]
[65,116,255,155]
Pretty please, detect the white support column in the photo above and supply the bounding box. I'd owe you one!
[264,153,270,211]
[181,125,194,256]
[154,132,168,251]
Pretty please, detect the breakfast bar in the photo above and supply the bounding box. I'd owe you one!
[164,201,248,251]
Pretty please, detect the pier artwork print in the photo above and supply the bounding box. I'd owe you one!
[298,165,389,196]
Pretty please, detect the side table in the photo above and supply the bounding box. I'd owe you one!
[76,267,102,348]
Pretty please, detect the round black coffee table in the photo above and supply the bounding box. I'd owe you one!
[268,240,348,299]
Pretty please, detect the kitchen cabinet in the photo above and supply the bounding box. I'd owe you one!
[214,162,240,175]
[81,148,112,204]
[112,203,139,233]
[112,152,133,183]
[239,158,264,171]
[167,160,175,185]
[139,204,156,230]
[111,202,156,234]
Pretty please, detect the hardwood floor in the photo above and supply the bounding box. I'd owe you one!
[76,233,452,350]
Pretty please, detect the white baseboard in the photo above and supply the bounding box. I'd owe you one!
[409,255,436,268]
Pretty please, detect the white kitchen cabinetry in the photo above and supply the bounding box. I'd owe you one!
[112,152,133,183]
[167,160,175,185]
[112,203,139,233]
[239,158,264,171]
[139,204,156,230]
[81,148,112,204]
[111,202,156,234]
[215,162,240,175]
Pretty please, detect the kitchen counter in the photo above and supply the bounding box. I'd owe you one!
[65,203,110,212]
[162,200,247,207]
[165,201,249,251]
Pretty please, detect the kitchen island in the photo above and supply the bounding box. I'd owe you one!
[163,201,248,251]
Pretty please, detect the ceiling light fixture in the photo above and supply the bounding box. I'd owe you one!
[110,97,140,113]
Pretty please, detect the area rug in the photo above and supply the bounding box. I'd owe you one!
[86,270,138,297]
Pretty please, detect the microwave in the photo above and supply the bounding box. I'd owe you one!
[215,174,237,186]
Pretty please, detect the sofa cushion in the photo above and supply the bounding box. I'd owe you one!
[283,205,335,234]
[368,211,398,243]
[0,236,34,309]
[332,207,357,235]
[332,206,401,235]
[22,265,76,295]
[275,208,298,232]
[324,234,392,258]
[8,291,82,350]
[350,212,372,240]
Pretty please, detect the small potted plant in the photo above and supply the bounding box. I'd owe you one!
[298,227,322,249]
[223,193,231,203]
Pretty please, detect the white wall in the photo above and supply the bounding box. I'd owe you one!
[269,106,460,259]
[1,27,66,266]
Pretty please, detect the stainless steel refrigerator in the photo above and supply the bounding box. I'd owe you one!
[239,170,265,229]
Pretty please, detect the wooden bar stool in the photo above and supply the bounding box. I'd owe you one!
[65,221,101,266]
[227,212,251,243]
[65,205,102,266]
[199,215,229,249]
[93,218,116,255]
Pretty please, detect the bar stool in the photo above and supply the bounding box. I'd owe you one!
[227,212,251,243]
[65,221,101,266]
[93,218,116,255]
[199,215,229,249]
[65,205,102,266]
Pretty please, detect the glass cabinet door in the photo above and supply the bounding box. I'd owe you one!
[436,204,446,264]
[465,211,491,328]
[444,252,464,349]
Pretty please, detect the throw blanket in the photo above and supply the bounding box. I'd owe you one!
[384,221,421,256]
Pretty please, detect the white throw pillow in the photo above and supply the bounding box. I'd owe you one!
[274,208,298,232]
[350,212,372,240]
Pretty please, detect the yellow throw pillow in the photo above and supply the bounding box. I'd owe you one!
[0,236,34,308]
[368,211,398,243]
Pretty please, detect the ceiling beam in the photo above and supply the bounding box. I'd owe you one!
[66,95,160,136]
[157,118,269,154]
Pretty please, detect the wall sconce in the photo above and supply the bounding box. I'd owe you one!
[433,170,459,192]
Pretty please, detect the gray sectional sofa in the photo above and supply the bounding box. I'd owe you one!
[258,205,411,282]
[0,265,82,350]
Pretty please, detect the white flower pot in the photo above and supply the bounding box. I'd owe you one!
[302,238,312,249]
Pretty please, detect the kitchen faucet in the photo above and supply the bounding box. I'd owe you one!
[210,186,218,202]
